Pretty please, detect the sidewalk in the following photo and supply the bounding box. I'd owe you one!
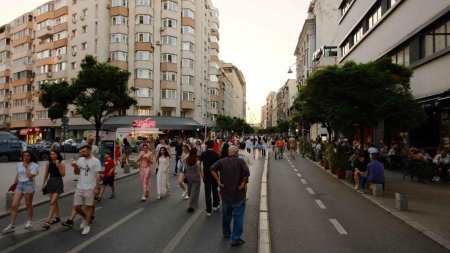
[310,159,450,250]
[0,153,140,218]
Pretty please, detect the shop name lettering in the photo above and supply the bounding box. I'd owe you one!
[132,118,156,128]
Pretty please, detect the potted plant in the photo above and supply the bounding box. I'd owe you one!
[332,145,350,179]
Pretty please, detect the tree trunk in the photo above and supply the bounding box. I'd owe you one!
[95,123,101,145]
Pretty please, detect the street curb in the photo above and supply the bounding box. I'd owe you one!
[258,153,271,253]
[0,170,139,219]
[307,158,450,250]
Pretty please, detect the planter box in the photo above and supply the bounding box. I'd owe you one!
[336,170,346,179]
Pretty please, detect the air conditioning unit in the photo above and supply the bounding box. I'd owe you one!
[211,28,216,32]
[30,78,34,82]
[72,51,76,56]
[155,41,161,45]
[160,27,165,31]
[72,18,77,24]
[47,25,52,30]
[57,55,62,59]
[106,4,111,9]
[80,15,85,21]
[47,72,52,77]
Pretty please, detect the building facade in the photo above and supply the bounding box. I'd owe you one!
[0,0,233,142]
[294,0,340,140]
[218,61,246,120]
[335,0,450,148]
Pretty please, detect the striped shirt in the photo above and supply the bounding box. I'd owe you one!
[211,156,250,204]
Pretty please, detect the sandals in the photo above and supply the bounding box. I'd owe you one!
[42,221,51,229]
[49,217,60,224]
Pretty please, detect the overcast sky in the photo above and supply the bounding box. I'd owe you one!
[0,0,309,123]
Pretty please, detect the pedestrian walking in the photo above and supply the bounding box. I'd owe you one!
[114,139,121,167]
[211,145,250,247]
[185,147,202,213]
[200,140,220,216]
[62,145,101,235]
[98,151,116,200]
[2,151,39,234]
[137,143,153,201]
[174,139,183,176]
[42,150,65,229]
[156,146,171,199]
[178,144,190,199]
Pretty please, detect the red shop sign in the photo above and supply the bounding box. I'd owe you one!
[132,118,156,128]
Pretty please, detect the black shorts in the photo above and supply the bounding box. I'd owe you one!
[102,176,115,187]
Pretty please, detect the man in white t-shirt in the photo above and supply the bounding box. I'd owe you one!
[238,142,253,166]
[67,145,101,235]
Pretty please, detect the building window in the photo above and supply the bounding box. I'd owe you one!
[112,15,128,26]
[161,89,176,99]
[71,62,77,69]
[82,25,87,33]
[138,108,151,116]
[210,88,219,96]
[181,58,194,68]
[182,8,195,19]
[135,51,152,61]
[161,71,177,81]
[53,31,67,40]
[163,1,177,11]
[135,87,151,97]
[112,0,127,7]
[110,51,128,61]
[162,18,177,28]
[181,41,195,52]
[161,53,177,63]
[181,75,194,85]
[181,26,195,34]
[209,75,218,82]
[136,32,151,42]
[81,42,87,50]
[210,101,218,109]
[161,109,173,116]
[137,0,150,6]
[35,110,49,119]
[136,69,152,79]
[136,15,151,25]
[182,91,194,101]
[111,33,128,43]
[162,36,176,46]
[53,62,66,72]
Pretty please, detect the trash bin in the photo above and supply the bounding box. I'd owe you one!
[395,193,408,211]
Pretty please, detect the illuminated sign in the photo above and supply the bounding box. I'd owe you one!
[131,118,156,128]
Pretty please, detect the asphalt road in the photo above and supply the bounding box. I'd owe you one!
[0,156,264,253]
[268,153,448,253]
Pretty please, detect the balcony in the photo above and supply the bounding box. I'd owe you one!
[36,26,53,39]
[160,98,177,108]
[137,97,153,107]
[181,100,194,110]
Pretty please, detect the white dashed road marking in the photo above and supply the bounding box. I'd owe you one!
[294,168,298,172]
[296,173,302,177]
[291,165,295,168]
[306,187,315,195]
[300,179,307,184]
[315,199,327,209]
[329,219,348,235]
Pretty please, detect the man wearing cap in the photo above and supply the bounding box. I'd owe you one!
[211,145,250,247]
[361,147,385,191]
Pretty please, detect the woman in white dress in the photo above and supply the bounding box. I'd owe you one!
[156,146,171,199]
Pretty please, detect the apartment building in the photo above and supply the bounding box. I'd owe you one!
[218,61,246,121]
[0,0,225,142]
[293,0,340,140]
[336,0,450,148]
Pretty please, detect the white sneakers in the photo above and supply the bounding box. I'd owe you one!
[184,195,190,200]
[212,205,220,211]
[25,220,32,229]
[82,225,90,235]
[141,196,147,201]
[156,194,161,200]
[2,224,15,234]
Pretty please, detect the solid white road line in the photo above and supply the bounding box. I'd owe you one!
[306,187,315,195]
[296,173,302,177]
[161,209,202,253]
[2,207,103,253]
[300,179,307,184]
[315,199,326,209]
[329,219,348,235]
[67,208,144,253]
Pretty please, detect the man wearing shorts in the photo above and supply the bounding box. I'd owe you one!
[98,151,116,200]
[288,137,297,160]
[65,145,101,235]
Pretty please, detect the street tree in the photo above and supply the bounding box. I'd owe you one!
[293,57,426,142]
[39,55,137,143]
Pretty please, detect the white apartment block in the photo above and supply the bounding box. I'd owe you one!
[0,0,226,142]
[336,0,450,148]
[218,61,246,121]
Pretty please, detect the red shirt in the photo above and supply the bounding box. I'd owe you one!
[104,158,115,176]
[213,141,219,153]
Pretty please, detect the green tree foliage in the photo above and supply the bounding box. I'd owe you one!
[215,115,254,135]
[276,120,290,134]
[293,57,426,141]
[39,55,137,142]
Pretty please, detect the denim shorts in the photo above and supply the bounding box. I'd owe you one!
[16,181,36,193]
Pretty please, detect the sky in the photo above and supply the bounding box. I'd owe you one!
[0,0,309,124]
